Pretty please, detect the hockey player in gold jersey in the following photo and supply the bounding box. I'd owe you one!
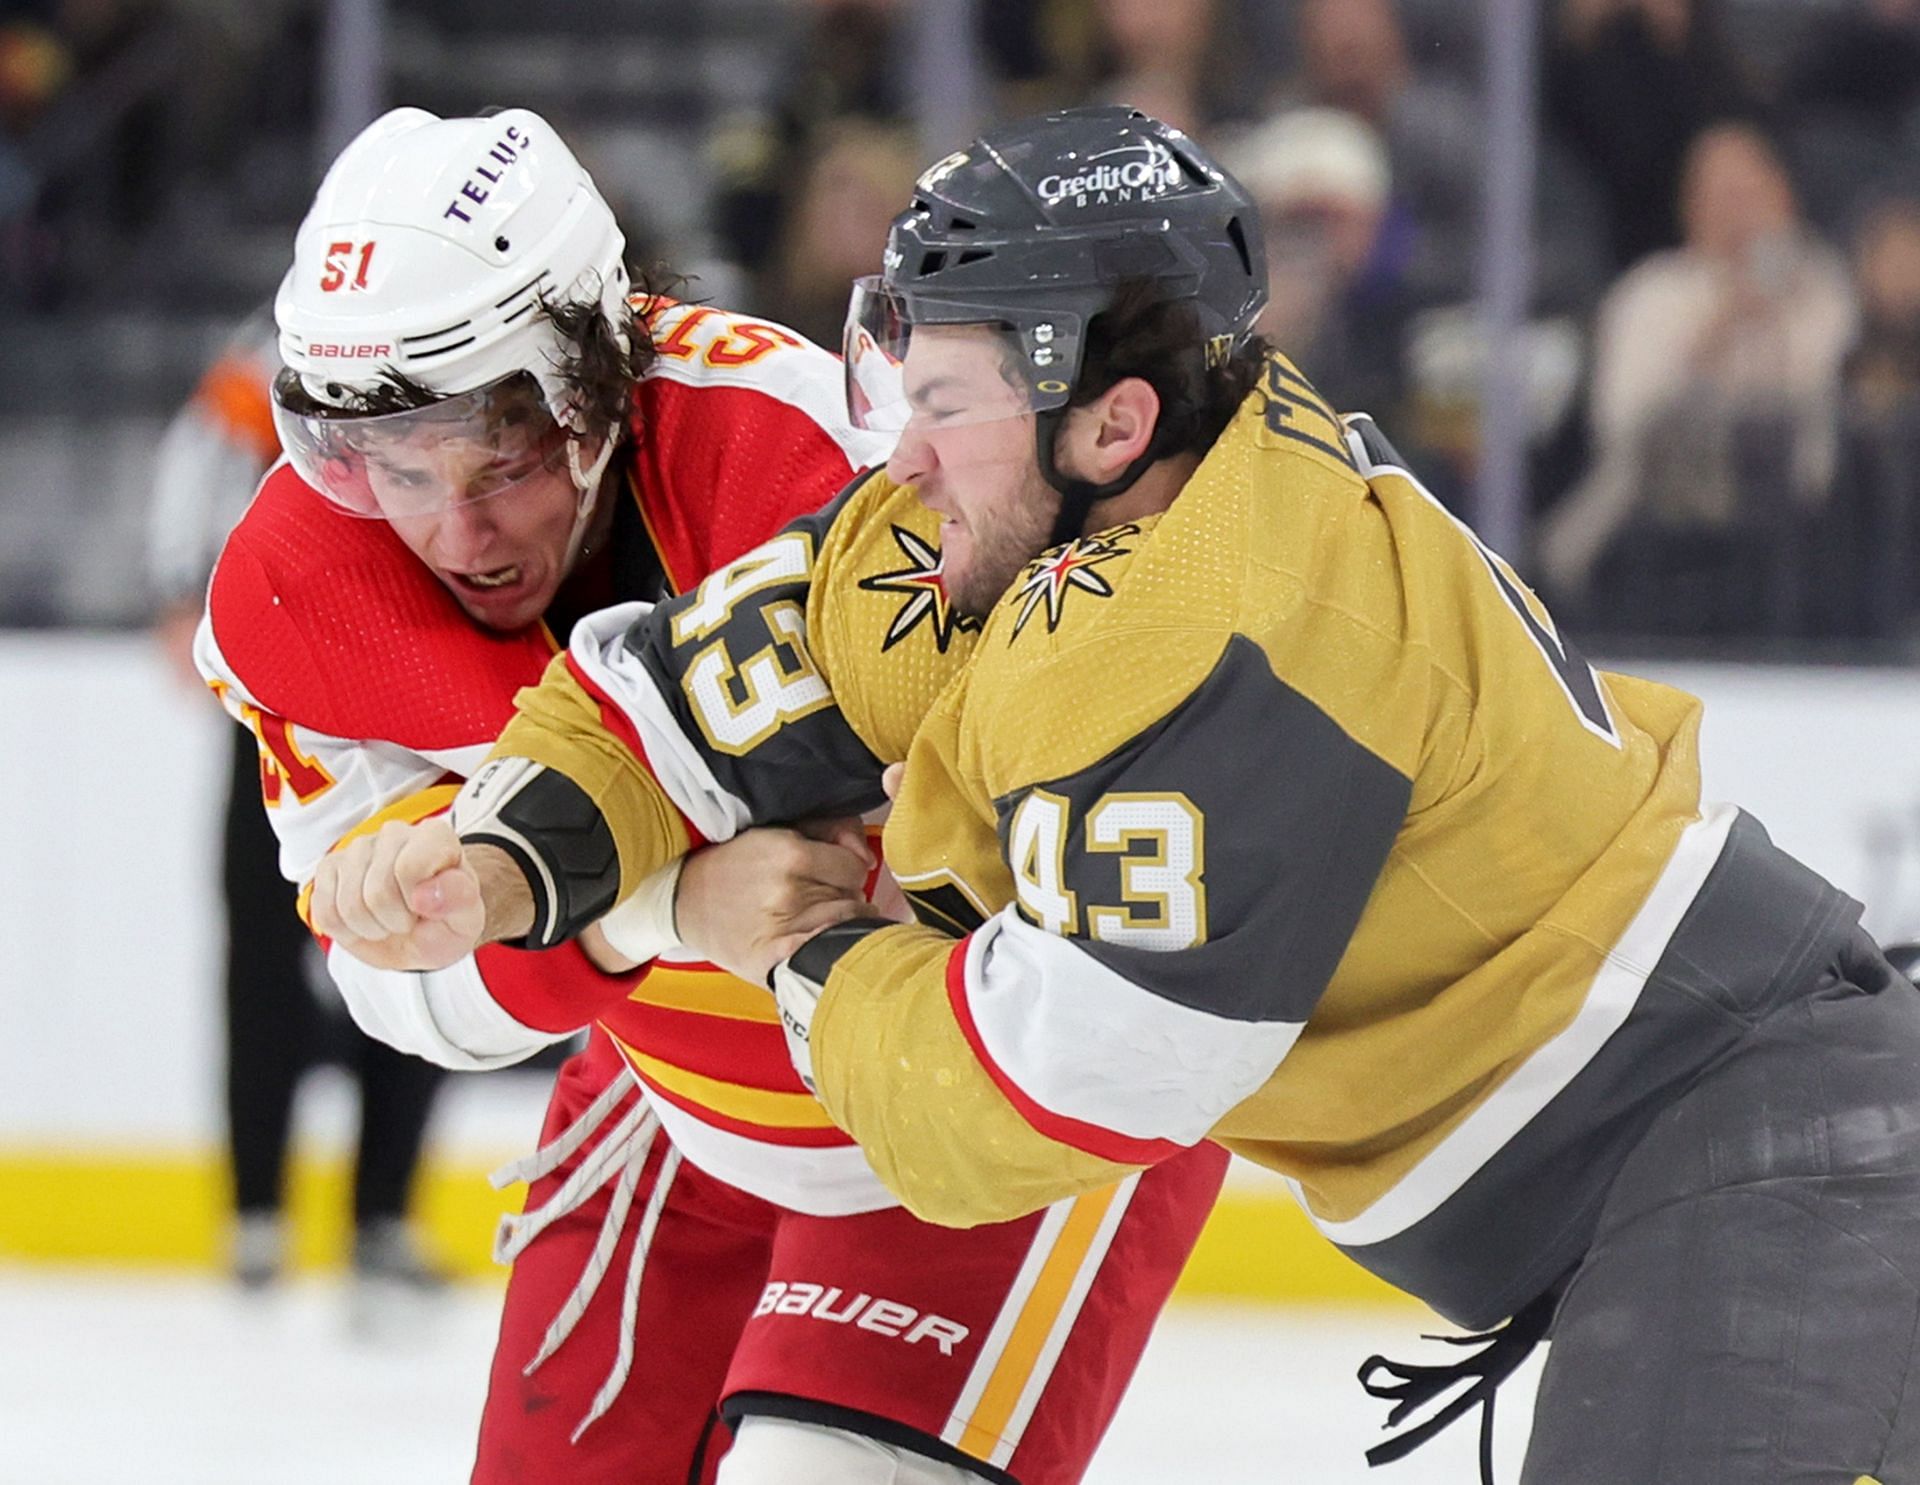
[317,108,1920,1482]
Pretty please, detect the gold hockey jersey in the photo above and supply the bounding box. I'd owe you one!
[490,356,1858,1326]
[495,467,982,881]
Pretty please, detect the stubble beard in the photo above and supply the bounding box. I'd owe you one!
[950,471,1062,619]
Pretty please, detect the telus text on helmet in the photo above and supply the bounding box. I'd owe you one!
[443,124,529,226]
[1037,144,1183,207]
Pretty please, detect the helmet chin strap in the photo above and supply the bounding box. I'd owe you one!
[561,422,621,571]
[1034,406,1166,550]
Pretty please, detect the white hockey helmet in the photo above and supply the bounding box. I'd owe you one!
[272,107,631,516]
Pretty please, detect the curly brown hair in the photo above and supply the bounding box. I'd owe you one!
[1069,277,1271,461]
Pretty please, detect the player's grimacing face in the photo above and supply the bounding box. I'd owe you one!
[886,326,1059,618]
[367,428,589,632]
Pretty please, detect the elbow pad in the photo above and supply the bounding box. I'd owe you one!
[453,757,621,949]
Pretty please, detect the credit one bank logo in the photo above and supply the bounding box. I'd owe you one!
[1038,142,1185,207]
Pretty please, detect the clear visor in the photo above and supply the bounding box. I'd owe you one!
[270,373,578,519]
[843,276,1082,434]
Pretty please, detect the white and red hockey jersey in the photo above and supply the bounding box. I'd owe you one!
[197,301,901,1213]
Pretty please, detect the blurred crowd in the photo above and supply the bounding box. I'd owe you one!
[7,0,1920,649]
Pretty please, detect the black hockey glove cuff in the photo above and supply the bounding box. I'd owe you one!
[452,757,621,950]
[770,917,896,1092]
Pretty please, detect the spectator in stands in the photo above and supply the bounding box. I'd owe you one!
[765,118,920,349]
[1778,0,1920,239]
[1786,0,1920,142]
[1539,121,1856,620]
[1545,0,1745,275]
[1220,90,1600,512]
[975,0,1086,120]
[1273,0,1480,305]
[1794,192,1920,639]
[1219,106,1417,424]
[708,0,907,298]
[0,11,70,137]
[976,0,1263,140]
[0,11,67,257]
[1847,195,1920,419]
[147,312,448,1304]
[1080,0,1257,139]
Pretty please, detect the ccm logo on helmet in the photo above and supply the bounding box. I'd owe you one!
[307,343,393,358]
[444,123,528,225]
[1038,143,1183,206]
[752,1282,971,1356]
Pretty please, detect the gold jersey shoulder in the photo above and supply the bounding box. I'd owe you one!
[884,356,1725,1229]
[809,471,980,764]
[957,354,1390,799]
[951,352,1704,809]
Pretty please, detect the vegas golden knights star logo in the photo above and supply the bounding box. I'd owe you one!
[859,524,981,653]
[1009,525,1138,640]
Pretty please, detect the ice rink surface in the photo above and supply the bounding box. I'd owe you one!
[0,1270,1542,1484]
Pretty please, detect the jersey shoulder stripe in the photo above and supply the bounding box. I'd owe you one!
[638,300,893,470]
[627,302,890,594]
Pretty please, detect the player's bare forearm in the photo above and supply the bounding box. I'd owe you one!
[469,842,536,946]
[674,823,876,987]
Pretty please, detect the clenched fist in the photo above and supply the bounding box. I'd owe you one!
[308,817,530,971]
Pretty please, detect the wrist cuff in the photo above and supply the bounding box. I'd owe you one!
[597,857,686,964]
[772,917,895,1093]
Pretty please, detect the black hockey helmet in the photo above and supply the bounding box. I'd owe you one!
[844,106,1268,537]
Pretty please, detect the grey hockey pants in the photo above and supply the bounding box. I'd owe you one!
[1524,935,1920,1483]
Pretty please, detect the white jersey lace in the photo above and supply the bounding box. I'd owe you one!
[488,1065,684,1441]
